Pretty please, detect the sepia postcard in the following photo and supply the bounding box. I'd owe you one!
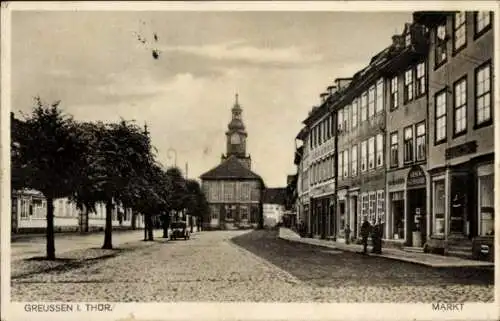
[1,1,499,321]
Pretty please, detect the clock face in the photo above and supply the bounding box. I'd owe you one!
[230,133,240,144]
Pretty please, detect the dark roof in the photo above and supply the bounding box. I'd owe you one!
[200,155,262,181]
[262,187,286,205]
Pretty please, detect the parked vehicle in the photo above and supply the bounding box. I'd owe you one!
[170,221,190,240]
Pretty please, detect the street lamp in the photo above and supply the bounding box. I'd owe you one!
[167,148,177,167]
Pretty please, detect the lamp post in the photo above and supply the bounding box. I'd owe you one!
[167,148,177,167]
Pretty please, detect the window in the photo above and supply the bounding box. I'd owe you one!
[453,12,467,52]
[369,192,376,223]
[330,114,335,135]
[368,137,375,170]
[435,24,447,66]
[376,134,383,167]
[390,76,398,110]
[360,92,368,122]
[338,108,344,133]
[435,90,447,143]
[338,152,343,179]
[416,62,426,96]
[318,123,323,145]
[360,140,367,172]
[368,85,375,118]
[326,117,331,139]
[416,122,426,161]
[376,78,384,113]
[361,193,369,219]
[376,190,385,224]
[210,205,219,220]
[20,198,29,219]
[404,69,414,102]
[432,179,446,236]
[403,126,414,163]
[343,150,349,178]
[352,99,358,129]
[390,132,398,167]
[343,105,350,132]
[224,183,234,201]
[351,145,358,177]
[453,77,467,135]
[475,62,492,126]
[475,12,492,36]
[478,173,494,236]
[309,133,313,149]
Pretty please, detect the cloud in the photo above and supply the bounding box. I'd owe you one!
[160,41,323,66]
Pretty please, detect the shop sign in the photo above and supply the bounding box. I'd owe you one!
[445,141,477,160]
[407,166,426,187]
[388,177,405,186]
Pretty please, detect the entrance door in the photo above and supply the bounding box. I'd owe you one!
[351,196,358,238]
[407,188,426,246]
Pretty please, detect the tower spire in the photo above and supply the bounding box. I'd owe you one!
[235,93,239,105]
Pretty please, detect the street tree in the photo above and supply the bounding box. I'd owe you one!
[164,167,187,231]
[13,97,88,259]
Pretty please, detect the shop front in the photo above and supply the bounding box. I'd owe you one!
[406,165,427,247]
[309,182,336,239]
[387,172,405,243]
[337,188,348,242]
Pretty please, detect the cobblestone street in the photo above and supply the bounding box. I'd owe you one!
[11,230,494,302]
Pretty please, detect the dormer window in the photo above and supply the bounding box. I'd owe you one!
[453,12,467,53]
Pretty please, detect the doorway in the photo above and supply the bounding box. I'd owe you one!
[351,196,358,238]
[406,188,426,246]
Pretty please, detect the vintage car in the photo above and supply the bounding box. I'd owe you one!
[170,221,190,240]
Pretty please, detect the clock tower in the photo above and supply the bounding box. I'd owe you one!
[222,94,252,169]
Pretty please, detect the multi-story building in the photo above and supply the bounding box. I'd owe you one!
[200,95,264,230]
[414,11,495,257]
[383,22,430,248]
[294,127,310,232]
[302,92,336,239]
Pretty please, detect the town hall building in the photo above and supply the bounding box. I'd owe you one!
[200,95,265,230]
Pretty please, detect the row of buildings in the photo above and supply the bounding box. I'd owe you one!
[292,11,495,259]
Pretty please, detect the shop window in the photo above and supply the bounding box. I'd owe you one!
[20,198,29,219]
[404,68,414,103]
[435,24,448,67]
[475,62,492,127]
[416,122,426,161]
[369,193,376,223]
[352,98,358,129]
[390,131,399,167]
[453,77,467,136]
[416,62,426,96]
[376,78,384,113]
[432,179,446,236]
[376,190,385,223]
[368,85,375,118]
[390,76,399,110]
[360,92,368,122]
[453,12,467,53]
[240,206,249,221]
[390,191,405,240]
[361,194,369,220]
[478,174,494,236]
[339,201,346,232]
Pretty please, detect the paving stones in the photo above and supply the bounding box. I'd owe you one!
[11,229,494,302]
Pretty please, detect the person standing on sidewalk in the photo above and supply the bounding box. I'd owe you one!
[344,224,351,245]
[360,219,371,254]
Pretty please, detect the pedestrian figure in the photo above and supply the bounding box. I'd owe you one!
[371,220,383,254]
[360,219,371,254]
[344,224,351,244]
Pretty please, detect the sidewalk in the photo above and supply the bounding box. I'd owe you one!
[279,228,494,268]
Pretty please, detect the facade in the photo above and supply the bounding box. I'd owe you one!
[302,92,336,239]
[11,190,143,233]
[293,10,494,259]
[414,11,495,256]
[200,95,264,230]
[262,188,287,228]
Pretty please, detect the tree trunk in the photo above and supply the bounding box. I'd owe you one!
[46,197,56,260]
[143,215,148,241]
[189,215,194,233]
[102,199,113,249]
[147,215,154,241]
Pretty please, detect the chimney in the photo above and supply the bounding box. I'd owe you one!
[392,35,404,48]
[320,92,329,103]
[327,85,338,96]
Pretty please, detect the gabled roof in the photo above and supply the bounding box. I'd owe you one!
[262,187,287,205]
[200,155,262,181]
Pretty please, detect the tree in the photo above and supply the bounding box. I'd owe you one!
[185,179,208,232]
[165,167,187,221]
[13,98,88,259]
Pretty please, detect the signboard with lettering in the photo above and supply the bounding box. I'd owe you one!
[407,166,426,188]
[445,141,477,160]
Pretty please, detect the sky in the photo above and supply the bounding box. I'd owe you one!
[11,10,413,187]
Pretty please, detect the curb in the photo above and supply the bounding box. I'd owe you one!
[279,236,494,268]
